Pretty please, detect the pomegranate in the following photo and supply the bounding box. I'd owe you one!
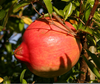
[14,17,82,78]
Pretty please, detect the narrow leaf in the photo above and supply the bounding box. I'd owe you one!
[13,1,30,13]
[61,0,70,2]
[63,5,69,13]
[82,55,100,78]
[5,43,12,53]
[53,6,64,17]
[78,25,93,35]
[86,49,100,69]
[20,69,26,83]
[59,10,64,17]
[0,10,6,20]
[43,0,52,16]
[22,79,27,84]
[0,26,4,31]
[64,2,73,20]
[53,6,60,15]
[85,8,91,21]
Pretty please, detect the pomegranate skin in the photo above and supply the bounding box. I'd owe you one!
[14,17,82,78]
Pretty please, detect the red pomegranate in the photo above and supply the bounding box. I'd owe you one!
[14,17,82,78]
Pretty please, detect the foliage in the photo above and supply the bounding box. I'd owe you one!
[0,0,100,83]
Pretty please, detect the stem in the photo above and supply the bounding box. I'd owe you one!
[86,0,99,26]
[75,15,85,25]
[52,13,76,36]
[31,2,43,16]
[31,2,76,36]
[78,34,89,83]
[37,1,76,36]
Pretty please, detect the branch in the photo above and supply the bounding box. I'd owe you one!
[86,0,99,26]
[52,13,76,36]
[31,2,76,36]
[78,34,89,83]
[37,1,76,36]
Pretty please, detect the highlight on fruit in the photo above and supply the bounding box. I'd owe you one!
[14,17,82,78]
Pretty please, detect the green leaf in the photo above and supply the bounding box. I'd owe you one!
[93,30,100,40]
[74,0,80,6]
[53,6,60,15]
[94,11,100,22]
[86,0,94,8]
[5,43,12,53]
[13,1,30,13]
[59,10,64,17]
[53,6,64,17]
[61,0,70,2]
[22,79,27,84]
[20,69,26,83]
[78,25,93,35]
[86,49,100,69]
[3,76,10,84]
[43,0,52,16]
[0,26,4,31]
[85,8,91,21]
[3,3,15,29]
[63,5,69,13]
[97,40,100,47]
[19,20,24,32]
[64,2,73,20]
[82,55,100,78]
[0,10,6,20]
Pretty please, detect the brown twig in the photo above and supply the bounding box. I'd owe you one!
[31,2,76,36]
[31,2,43,16]
[75,15,85,25]
[79,0,84,18]
[36,1,76,36]
[52,13,76,36]
[86,0,99,26]
[92,19,100,25]
[78,34,89,83]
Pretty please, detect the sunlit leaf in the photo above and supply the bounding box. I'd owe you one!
[61,0,70,2]
[53,6,60,14]
[5,43,12,53]
[94,11,100,22]
[21,16,32,25]
[20,69,26,83]
[93,30,100,40]
[22,79,27,84]
[64,2,73,20]
[19,19,24,31]
[78,24,93,35]
[86,0,94,8]
[74,0,80,6]
[53,6,64,17]
[43,0,52,16]
[85,7,91,21]
[13,1,30,13]
[63,5,68,13]
[59,10,64,17]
